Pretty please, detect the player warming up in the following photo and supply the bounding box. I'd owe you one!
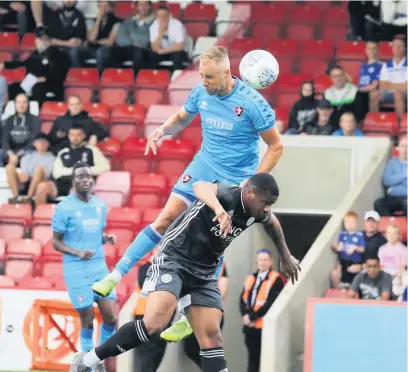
[70,174,300,372]
[52,162,117,372]
[92,46,283,341]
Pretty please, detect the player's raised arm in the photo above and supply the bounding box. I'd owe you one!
[145,106,197,155]
[262,211,301,284]
[193,181,232,236]
[257,126,283,174]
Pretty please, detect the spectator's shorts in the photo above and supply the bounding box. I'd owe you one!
[381,91,408,104]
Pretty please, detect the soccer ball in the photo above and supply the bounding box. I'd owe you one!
[239,50,279,90]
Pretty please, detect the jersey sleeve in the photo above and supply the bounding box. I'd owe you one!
[51,202,68,233]
[338,231,345,243]
[216,183,235,210]
[379,62,389,81]
[249,97,276,132]
[184,85,200,114]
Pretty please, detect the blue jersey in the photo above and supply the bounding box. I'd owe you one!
[184,77,275,180]
[51,194,108,267]
[338,230,366,262]
[358,61,382,88]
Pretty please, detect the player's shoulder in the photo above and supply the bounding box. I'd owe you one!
[355,231,364,237]
[54,195,76,212]
[233,78,273,112]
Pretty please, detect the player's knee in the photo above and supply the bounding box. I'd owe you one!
[143,312,169,336]
[35,181,49,195]
[103,313,117,325]
[80,317,94,329]
[199,325,223,349]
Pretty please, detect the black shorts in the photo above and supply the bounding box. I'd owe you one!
[141,252,223,312]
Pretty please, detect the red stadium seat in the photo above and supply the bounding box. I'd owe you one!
[183,3,216,22]
[41,121,53,134]
[0,32,19,52]
[179,125,203,150]
[314,75,332,94]
[18,275,53,289]
[99,87,128,107]
[379,217,407,241]
[105,227,135,244]
[107,207,142,229]
[116,241,133,258]
[363,132,389,138]
[110,104,146,141]
[364,113,398,136]
[129,193,162,209]
[0,224,25,243]
[65,68,99,102]
[97,137,121,158]
[274,108,290,131]
[251,24,281,46]
[93,171,131,207]
[152,2,181,19]
[277,73,313,93]
[324,288,350,298]
[275,93,299,110]
[101,68,134,87]
[184,22,210,41]
[142,208,163,225]
[338,60,361,84]
[120,137,151,173]
[300,40,334,59]
[42,239,62,261]
[299,59,329,77]
[229,38,263,59]
[379,42,393,60]
[33,203,55,225]
[64,87,93,103]
[5,257,34,282]
[322,26,348,44]
[322,7,349,25]
[0,51,13,62]
[267,39,298,58]
[83,102,110,124]
[134,89,164,108]
[251,3,287,23]
[156,140,195,178]
[20,33,36,52]
[32,226,53,245]
[40,101,68,121]
[104,244,117,266]
[42,261,63,281]
[336,41,365,60]
[288,4,321,24]
[392,146,399,157]
[131,173,167,194]
[0,203,32,225]
[136,69,170,90]
[0,238,5,260]
[1,67,26,84]
[7,238,42,258]
[286,25,314,41]
[167,174,181,194]
[114,1,136,19]
[0,275,16,288]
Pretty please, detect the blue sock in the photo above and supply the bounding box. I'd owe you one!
[99,323,116,345]
[214,255,225,279]
[116,225,162,276]
[80,328,94,352]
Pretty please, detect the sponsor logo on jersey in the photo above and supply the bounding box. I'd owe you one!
[182,174,192,183]
[200,100,208,110]
[234,106,244,117]
[206,117,233,131]
[161,274,173,284]
[210,223,243,242]
[246,217,255,226]
[227,210,234,217]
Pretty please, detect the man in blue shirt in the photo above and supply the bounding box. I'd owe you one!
[375,135,407,216]
[52,162,116,370]
[332,112,364,137]
[93,45,283,341]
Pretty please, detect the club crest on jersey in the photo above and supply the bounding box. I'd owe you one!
[235,106,244,117]
[182,174,192,183]
[161,274,172,284]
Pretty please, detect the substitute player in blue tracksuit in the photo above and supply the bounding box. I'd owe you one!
[52,162,116,371]
[93,45,283,341]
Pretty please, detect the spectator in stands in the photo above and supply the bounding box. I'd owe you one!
[325,66,359,125]
[348,1,380,41]
[380,1,408,41]
[113,0,154,73]
[287,81,318,134]
[378,224,407,277]
[0,27,70,106]
[80,1,120,73]
[45,0,87,67]
[300,99,335,136]
[331,211,366,289]
[373,36,407,121]
[0,75,7,115]
[349,256,392,300]
[0,1,29,38]
[2,93,41,166]
[362,210,387,259]
[150,5,188,71]
[240,249,284,372]
[374,135,407,216]
[332,112,364,137]
[41,124,110,199]
[358,41,382,117]
[6,132,55,204]
[48,95,109,155]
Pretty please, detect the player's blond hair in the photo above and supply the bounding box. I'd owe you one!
[200,46,230,70]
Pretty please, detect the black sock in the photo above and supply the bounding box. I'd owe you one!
[200,347,228,372]
[95,320,150,360]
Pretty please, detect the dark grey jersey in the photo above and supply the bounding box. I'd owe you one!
[160,184,263,277]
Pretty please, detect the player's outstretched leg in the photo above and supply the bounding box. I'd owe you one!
[161,256,225,343]
[69,291,177,372]
[92,196,188,297]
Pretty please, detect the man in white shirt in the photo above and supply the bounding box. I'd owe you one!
[149,5,188,70]
[372,36,407,121]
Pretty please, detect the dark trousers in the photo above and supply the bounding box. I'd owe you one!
[375,196,407,217]
[111,45,150,74]
[150,51,186,71]
[8,81,64,107]
[80,45,112,73]
[244,329,262,372]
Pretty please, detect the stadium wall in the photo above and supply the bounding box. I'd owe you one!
[259,137,391,372]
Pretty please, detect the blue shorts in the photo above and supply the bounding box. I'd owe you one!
[381,91,407,104]
[172,155,247,205]
[63,261,116,310]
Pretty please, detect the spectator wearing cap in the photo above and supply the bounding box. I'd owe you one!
[372,36,407,121]
[287,81,318,134]
[362,210,387,259]
[2,93,41,166]
[149,5,189,71]
[0,26,70,106]
[113,1,155,73]
[6,132,55,205]
[349,256,392,300]
[332,112,364,137]
[300,99,336,135]
[239,249,284,372]
[375,135,407,217]
[80,1,120,73]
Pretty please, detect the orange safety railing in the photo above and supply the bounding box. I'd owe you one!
[29,299,102,371]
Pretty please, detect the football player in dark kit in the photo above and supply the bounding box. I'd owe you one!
[70,173,300,372]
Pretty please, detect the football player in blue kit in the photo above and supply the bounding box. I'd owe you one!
[92,45,283,341]
[52,162,117,372]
